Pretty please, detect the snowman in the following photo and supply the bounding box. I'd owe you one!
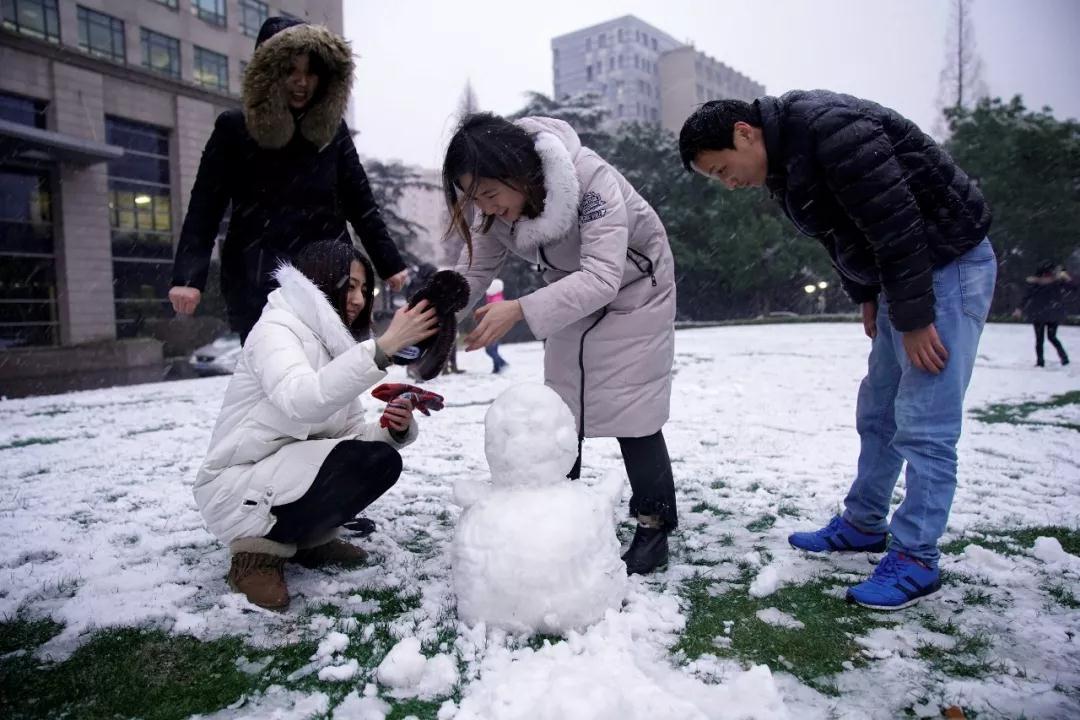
[452,384,628,634]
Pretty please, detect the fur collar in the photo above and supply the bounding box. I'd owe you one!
[506,126,581,251]
[242,24,354,150]
[270,264,357,358]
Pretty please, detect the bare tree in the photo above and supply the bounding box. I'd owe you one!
[457,79,480,120]
[937,0,989,118]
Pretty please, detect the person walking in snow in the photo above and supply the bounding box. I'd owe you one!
[169,16,410,343]
[444,112,678,575]
[482,279,509,374]
[1015,262,1073,367]
[193,241,437,609]
[679,92,996,609]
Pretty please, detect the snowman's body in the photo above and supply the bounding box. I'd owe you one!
[452,384,627,634]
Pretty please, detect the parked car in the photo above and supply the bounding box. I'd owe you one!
[189,333,242,376]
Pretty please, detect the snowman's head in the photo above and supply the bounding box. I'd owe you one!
[485,384,578,487]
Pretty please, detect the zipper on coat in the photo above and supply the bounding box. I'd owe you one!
[626,247,657,287]
[577,307,609,446]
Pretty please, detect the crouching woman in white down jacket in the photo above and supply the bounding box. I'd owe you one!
[193,240,437,609]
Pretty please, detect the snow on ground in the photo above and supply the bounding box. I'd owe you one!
[1,322,1078,719]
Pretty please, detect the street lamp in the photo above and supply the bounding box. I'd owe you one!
[803,284,816,294]
[817,281,828,290]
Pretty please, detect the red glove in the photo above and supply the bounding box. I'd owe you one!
[371,383,445,428]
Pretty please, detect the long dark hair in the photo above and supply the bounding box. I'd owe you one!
[294,240,375,340]
[442,112,546,264]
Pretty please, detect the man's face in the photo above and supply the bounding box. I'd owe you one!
[690,121,768,190]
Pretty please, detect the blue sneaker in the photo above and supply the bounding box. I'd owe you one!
[846,551,942,610]
[788,515,888,553]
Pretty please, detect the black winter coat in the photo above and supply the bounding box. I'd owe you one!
[170,22,405,338]
[759,90,992,331]
[171,111,405,332]
[1022,276,1075,323]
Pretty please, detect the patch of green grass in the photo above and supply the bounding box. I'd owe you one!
[1,628,257,720]
[941,525,1080,557]
[746,514,776,533]
[388,700,444,720]
[1,585,455,720]
[777,504,800,518]
[961,589,994,607]
[676,576,893,693]
[0,617,63,655]
[1044,582,1080,609]
[916,631,997,679]
[711,479,728,490]
[691,502,733,520]
[970,390,1080,432]
[0,437,64,451]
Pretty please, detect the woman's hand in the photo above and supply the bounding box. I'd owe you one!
[382,397,414,433]
[169,286,202,315]
[386,270,410,292]
[464,300,523,351]
[376,300,438,356]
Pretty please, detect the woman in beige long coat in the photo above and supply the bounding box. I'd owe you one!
[445,113,677,575]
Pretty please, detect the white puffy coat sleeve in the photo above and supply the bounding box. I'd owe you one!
[341,392,420,449]
[245,321,388,425]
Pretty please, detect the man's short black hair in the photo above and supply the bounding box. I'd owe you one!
[678,99,762,172]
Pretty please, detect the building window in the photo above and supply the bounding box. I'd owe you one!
[608,56,614,70]
[192,0,226,28]
[585,65,592,82]
[149,0,178,9]
[634,55,639,69]
[77,6,125,63]
[141,28,180,78]
[651,38,657,51]
[239,0,267,38]
[0,92,47,129]
[598,33,606,48]
[2,0,60,41]
[0,92,55,347]
[595,61,602,75]
[618,28,625,42]
[106,117,173,339]
[194,46,229,91]
[0,169,57,347]
[585,37,591,51]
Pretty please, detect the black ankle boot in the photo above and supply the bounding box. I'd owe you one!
[622,524,669,575]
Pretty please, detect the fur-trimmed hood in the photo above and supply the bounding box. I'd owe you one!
[268,263,357,358]
[242,24,354,150]
[508,117,583,251]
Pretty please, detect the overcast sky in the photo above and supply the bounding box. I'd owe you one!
[344,0,1080,169]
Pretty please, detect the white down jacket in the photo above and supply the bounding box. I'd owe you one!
[193,263,417,543]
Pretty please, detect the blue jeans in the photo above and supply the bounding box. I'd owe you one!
[843,239,996,566]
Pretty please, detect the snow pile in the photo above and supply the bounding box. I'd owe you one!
[451,590,789,720]
[376,637,458,699]
[755,608,805,630]
[1032,536,1080,571]
[452,384,627,633]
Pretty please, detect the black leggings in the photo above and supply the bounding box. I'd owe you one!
[266,440,402,544]
[1034,323,1069,363]
[568,430,678,530]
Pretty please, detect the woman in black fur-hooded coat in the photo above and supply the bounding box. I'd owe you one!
[170,16,409,341]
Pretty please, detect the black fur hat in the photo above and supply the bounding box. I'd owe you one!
[399,270,470,381]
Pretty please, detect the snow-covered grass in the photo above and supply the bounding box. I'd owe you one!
[2,322,1079,719]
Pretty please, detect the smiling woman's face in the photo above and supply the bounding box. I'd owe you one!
[284,53,319,110]
[457,173,528,223]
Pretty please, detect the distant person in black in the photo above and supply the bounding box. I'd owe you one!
[1015,262,1073,366]
[169,17,409,342]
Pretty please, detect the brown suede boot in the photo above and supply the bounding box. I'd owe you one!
[292,529,368,569]
[227,538,295,610]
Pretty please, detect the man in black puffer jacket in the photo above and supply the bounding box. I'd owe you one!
[679,91,997,610]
